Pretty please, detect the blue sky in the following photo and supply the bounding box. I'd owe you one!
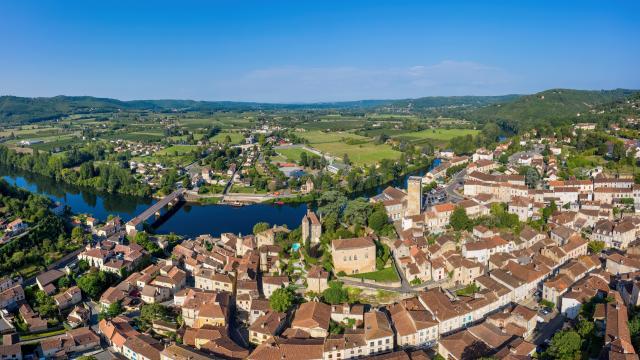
[1,1,639,102]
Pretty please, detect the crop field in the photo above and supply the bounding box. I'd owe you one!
[31,137,80,151]
[180,114,255,130]
[298,119,366,131]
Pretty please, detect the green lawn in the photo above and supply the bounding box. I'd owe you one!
[156,145,199,155]
[210,132,244,144]
[276,147,318,162]
[349,267,399,282]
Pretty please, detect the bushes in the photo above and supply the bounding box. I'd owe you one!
[322,281,348,305]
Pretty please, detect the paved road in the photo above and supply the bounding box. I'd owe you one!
[444,169,466,202]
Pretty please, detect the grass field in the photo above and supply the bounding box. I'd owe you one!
[276,147,318,162]
[349,267,399,282]
[393,128,479,142]
[104,132,165,142]
[210,132,244,144]
[313,142,400,165]
[298,130,366,144]
[298,130,401,166]
[156,145,199,155]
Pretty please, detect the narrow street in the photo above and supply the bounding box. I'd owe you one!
[444,169,466,202]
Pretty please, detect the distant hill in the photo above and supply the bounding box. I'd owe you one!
[1,90,637,128]
[465,88,638,132]
[379,94,521,112]
[0,95,400,124]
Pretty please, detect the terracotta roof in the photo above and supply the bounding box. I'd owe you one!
[364,310,394,340]
[123,335,162,360]
[292,301,331,331]
[332,237,375,251]
[248,337,324,360]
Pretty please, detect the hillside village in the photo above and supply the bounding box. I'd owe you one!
[0,123,640,360]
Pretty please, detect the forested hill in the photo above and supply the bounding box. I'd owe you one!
[0,95,397,124]
[464,88,638,133]
[378,94,521,112]
[1,89,638,127]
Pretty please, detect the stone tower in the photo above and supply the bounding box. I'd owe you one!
[406,176,422,216]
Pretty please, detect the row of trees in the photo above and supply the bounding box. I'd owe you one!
[0,146,151,197]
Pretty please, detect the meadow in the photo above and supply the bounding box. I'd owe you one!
[210,131,245,144]
[392,128,479,142]
[156,145,199,155]
[275,147,318,162]
[298,130,401,166]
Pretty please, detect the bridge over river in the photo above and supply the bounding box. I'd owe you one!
[125,189,185,236]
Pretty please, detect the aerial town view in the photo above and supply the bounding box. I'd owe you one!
[1,1,639,360]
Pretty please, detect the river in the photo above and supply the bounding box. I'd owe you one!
[0,167,307,238]
[0,158,440,238]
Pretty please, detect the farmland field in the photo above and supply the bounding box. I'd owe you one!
[298,130,367,144]
[156,145,199,155]
[276,147,318,162]
[298,131,400,165]
[313,142,400,165]
[393,128,479,142]
[210,132,244,144]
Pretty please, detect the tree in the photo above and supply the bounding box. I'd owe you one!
[322,281,348,305]
[71,227,85,242]
[368,211,388,233]
[57,275,72,289]
[588,240,605,254]
[253,222,270,235]
[544,330,582,360]
[343,153,351,166]
[269,287,294,312]
[518,166,541,189]
[102,300,124,319]
[34,290,57,318]
[342,198,372,227]
[449,206,470,231]
[77,271,115,300]
[577,318,594,338]
[140,303,171,325]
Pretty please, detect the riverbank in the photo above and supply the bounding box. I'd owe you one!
[1,169,308,238]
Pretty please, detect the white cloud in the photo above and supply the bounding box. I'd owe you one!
[217,60,516,102]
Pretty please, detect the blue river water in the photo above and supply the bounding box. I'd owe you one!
[1,158,439,238]
[0,167,306,238]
